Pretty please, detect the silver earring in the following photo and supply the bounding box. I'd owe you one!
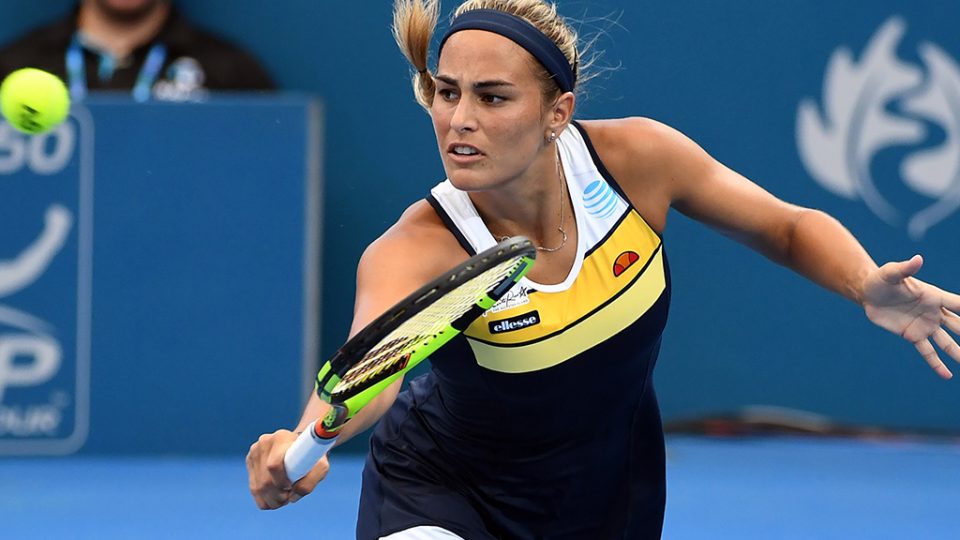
[547,131,557,143]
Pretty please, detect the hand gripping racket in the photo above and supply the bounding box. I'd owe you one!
[283,236,536,482]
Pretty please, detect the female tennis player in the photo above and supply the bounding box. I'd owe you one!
[247,1,960,537]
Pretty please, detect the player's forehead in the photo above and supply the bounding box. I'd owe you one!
[436,30,539,86]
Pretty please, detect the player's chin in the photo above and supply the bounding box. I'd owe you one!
[445,168,499,192]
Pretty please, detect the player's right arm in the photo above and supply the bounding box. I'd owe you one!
[246,200,465,510]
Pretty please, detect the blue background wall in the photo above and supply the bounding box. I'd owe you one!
[1,1,958,454]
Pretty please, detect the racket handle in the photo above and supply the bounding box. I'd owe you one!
[283,420,337,483]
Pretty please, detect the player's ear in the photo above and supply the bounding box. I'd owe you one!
[548,91,575,135]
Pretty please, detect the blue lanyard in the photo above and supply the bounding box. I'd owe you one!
[66,34,168,102]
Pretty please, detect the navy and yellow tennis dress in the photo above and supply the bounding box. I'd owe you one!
[357,122,671,540]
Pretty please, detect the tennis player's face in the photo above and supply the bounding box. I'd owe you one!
[432,31,554,191]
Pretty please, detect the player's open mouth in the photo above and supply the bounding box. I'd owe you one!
[447,143,484,162]
[452,145,479,155]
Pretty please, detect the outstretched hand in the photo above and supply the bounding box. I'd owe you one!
[862,255,960,379]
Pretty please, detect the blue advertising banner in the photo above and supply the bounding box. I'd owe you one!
[0,96,322,455]
[0,111,92,454]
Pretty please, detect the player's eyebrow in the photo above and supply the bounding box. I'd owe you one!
[435,74,516,89]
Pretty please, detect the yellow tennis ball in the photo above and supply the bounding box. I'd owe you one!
[0,68,71,135]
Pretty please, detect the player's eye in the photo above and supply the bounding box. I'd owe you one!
[480,94,506,105]
[437,88,459,102]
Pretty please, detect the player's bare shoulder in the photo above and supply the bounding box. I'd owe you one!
[356,200,468,304]
[576,117,689,230]
[577,117,684,175]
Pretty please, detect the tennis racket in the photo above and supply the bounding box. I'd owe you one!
[283,236,536,482]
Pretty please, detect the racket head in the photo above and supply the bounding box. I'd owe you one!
[315,236,535,419]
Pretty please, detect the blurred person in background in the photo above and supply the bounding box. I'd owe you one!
[0,0,275,102]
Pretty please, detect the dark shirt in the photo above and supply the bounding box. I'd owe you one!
[358,122,672,540]
[0,7,275,99]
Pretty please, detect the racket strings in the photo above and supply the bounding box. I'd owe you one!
[333,257,524,395]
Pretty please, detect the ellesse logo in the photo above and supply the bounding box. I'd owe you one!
[613,250,640,277]
[488,310,541,334]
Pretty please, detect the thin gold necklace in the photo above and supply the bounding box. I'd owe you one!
[495,152,569,253]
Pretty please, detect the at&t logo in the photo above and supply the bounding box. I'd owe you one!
[797,16,960,240]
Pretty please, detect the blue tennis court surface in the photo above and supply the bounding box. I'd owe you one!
[1,436,957,539]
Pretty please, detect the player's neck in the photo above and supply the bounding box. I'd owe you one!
[78,2,171,59]
[471,151,574,257]
[474,149,558,223]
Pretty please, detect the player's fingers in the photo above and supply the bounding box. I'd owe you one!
[249,470,291,510]
[266,453,294,491]
[943,296,960,317]
[252,484,293,510]
[252,493,273,510]
[248,466,290,509]
[265,431,295,490]
[932,327,960,365]
[879,255,923,284]
[259,489,292,510]
[292,455,330,501]
[914,338,952,379]
[246,439,271,505]
[943,308,960,335]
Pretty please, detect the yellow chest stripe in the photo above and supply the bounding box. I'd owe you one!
[463,210,665,374]
[467,211,661,345]
[466,247,666,373]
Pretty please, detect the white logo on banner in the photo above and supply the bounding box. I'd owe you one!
[0,206,73,408]
[797,16,960,240]
[0,114,91,453]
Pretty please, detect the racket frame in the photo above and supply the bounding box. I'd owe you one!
[314,237,535,434]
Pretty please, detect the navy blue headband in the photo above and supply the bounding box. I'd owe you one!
[438,9,576,93]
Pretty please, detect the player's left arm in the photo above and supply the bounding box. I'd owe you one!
[593,117,960,378]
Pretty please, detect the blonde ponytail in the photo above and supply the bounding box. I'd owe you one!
[392,0,440,109]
